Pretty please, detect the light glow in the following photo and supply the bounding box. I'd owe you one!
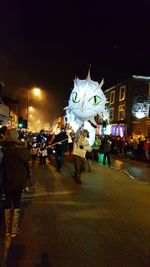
[32,87,41,96]
[132,102,147,119]
[135,111,146,119]
[29,106,34,111]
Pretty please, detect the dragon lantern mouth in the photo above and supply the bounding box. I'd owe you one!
[71,107,96,118]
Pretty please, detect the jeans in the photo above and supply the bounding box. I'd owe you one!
[103,152,111,165]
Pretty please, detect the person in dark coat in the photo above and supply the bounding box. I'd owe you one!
[102,136,111,166]
[0,127,7,199]
[2,128,32,237]
[53,127,68,172]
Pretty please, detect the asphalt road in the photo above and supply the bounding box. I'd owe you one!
[0,155,150,267]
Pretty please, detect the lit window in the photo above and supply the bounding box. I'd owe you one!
[119,86,126,101]
[109,107,114,121]
[110,91,115,104]
[118,104,125,120]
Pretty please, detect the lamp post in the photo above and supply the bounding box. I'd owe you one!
[27,89,29,129]
[27,87,41,130]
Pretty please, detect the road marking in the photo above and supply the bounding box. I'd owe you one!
[108,165,138,182]
[122,170,137,181]
[21,189,76,200]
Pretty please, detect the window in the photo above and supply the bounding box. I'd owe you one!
[148,83,150,97]
[148,104,150,117]
[109,107,114,121]
[119,86,126,101]
[118,105,125,120]
[110,90,115,104]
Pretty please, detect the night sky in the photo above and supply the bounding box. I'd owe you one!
[0,0,150,123]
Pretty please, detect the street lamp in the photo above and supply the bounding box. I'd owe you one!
[33,87,41,96]
[27,87,42,130]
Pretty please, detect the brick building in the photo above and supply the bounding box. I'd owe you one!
[104,75,150,138]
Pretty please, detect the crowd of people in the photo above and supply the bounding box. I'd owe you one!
[0,124,150,238]
[99,135,150,161]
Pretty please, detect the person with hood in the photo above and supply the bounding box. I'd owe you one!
[2,128,31,237]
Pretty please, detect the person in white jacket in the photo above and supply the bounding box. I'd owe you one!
[73,129,91,184]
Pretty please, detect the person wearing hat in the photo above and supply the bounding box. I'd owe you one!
[2,128,31,237]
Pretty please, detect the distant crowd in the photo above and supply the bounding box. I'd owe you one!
[18,128,150,163]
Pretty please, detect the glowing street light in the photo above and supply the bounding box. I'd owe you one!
[27,87,42,130]
[29,106,35,112]
[32,87,41,96]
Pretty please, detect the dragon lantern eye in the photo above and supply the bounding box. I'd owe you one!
[89,95,101,105]
[72,92,80,103]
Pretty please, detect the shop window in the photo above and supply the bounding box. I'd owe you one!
[119,86,126,101]
[110,90,115,104]
[118,104,125,120]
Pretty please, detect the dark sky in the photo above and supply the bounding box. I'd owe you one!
[0,0,150,122]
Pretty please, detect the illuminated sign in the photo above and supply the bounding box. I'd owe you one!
[132,102,147,119]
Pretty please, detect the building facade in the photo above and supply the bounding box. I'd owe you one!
[0,101,10,127]
[0,96,20,128]
[104,75,150,138]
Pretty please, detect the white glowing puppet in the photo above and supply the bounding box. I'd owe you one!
[65,69,109,146]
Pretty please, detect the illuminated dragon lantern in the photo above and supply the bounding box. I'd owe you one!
[65,69,109,146]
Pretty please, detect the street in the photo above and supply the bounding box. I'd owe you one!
[0,155,150,267]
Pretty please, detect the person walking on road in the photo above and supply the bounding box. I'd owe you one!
[2,128,31,237]
[73,129,91,184]
[53,127,68,172]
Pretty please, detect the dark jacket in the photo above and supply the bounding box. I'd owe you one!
[102,139,111,153]
[2,140,32,191]
[53,132,68,152]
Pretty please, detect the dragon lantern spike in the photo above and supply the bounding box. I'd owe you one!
[74,75,78,86]
[86,64,91,81]
[99,78,104,88]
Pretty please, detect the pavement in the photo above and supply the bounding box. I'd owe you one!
[110,155,150,183]
[96,151,150,183]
